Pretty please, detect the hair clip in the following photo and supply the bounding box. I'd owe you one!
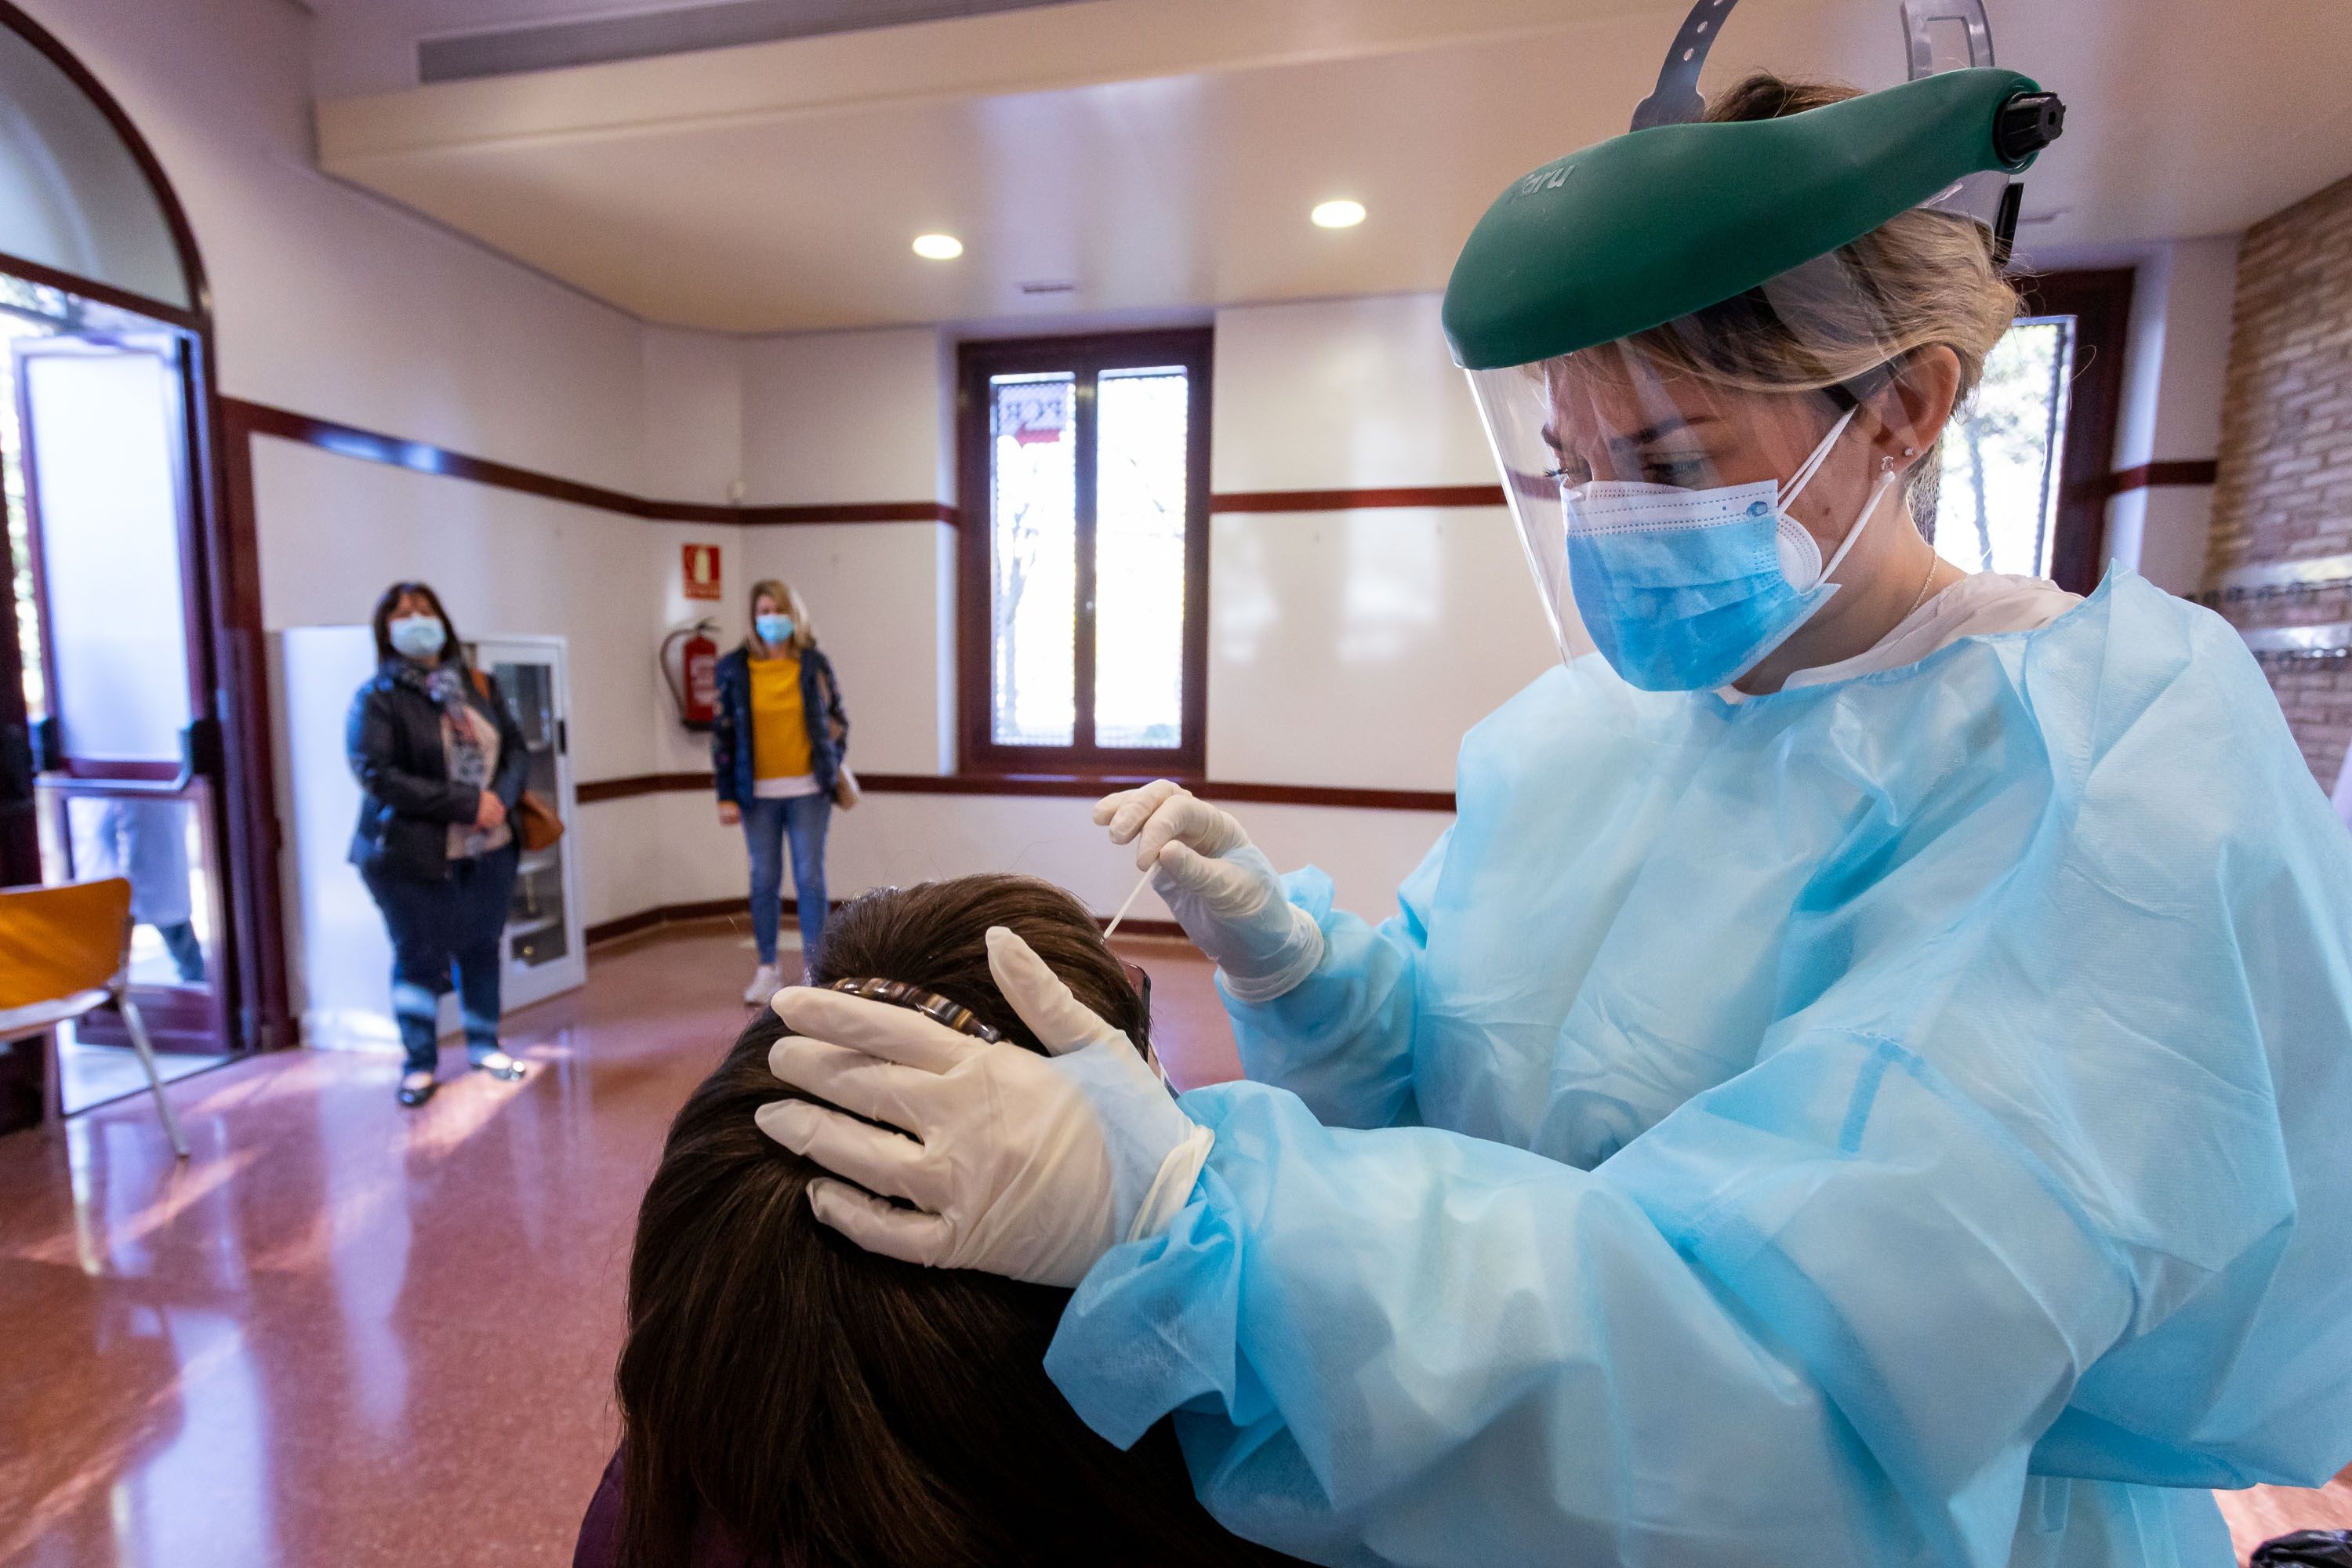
[824,977,1002,1044]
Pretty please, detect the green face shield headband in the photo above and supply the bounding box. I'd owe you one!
[1439,0,2066,667]
[1440,0,2064,373]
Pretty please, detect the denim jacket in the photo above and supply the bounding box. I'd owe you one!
[710,644,848,805]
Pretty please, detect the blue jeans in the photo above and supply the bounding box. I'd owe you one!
[742,793,830,967]
[361,842,519,1074]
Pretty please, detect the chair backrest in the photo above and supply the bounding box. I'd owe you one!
[0,877,132,1009]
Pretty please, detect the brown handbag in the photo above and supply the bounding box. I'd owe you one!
[469,667,564,851]
[514,789,564,851]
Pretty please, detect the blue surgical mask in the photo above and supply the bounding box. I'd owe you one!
[755,613,795,646]
[387,614,447,660]
[1559,408,1900,691]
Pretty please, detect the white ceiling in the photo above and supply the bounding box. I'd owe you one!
[313,0,2352,335]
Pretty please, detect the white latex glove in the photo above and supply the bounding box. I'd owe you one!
[755,926,1214,1287]
[1094,779,1324,1002]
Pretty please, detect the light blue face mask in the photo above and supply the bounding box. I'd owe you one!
[1561,407,1900,691]
[387,614,447,661]
[756,613,796,646]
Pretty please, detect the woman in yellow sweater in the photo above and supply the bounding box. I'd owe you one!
[710,579,849,1001]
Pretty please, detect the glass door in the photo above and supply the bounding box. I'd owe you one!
[7,330,230,1057]
[470,635,584,1011]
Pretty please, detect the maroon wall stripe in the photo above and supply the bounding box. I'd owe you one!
[574,771,716,804]
[224,397,1523,528]
[577,768,1456,814]
[742,499,957,524]
[220,397,956,528]
[1211,484,1506,514]
[2106,459,2220,495]
[583,895,742,948]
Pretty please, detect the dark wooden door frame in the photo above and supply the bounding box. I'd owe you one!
[0,1,290,1053]
[2020,268,2136,597]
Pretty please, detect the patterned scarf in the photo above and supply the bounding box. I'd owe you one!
[397,659,505,858]
[423,664,492,792]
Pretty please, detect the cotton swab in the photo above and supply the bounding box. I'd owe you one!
[1102,868,1155,941]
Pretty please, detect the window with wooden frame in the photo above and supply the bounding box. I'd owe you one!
[956,329,1210,776]
[1922,268,2133,596]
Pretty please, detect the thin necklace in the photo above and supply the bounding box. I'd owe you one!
[1901,552,1941,621]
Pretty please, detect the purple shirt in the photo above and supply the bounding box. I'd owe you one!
[573,1448,770,1568]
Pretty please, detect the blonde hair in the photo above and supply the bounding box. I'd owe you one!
[1622,74,2020,405]
[746,578,815,654]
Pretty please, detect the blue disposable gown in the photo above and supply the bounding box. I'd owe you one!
[1046,572,2352,1567]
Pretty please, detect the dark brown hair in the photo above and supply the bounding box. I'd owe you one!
[615,874,1299,1568]
[368,580,463,665]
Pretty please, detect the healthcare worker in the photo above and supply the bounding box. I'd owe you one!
[754,6,2352,1564]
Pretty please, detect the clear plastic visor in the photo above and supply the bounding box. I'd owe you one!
[1464,245,1945,664]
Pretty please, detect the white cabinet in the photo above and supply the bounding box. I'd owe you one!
[273,626,586,1051]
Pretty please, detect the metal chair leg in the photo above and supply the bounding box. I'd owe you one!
[39,1027,64,1140]
[115,990,189,1159]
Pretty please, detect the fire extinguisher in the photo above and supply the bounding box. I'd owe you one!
[661,619,720,732]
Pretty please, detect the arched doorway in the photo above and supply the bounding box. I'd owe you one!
[0,3,284,1129]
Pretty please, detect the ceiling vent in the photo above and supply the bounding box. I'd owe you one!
[1018,279,1078,296]
[419,0,1083,85]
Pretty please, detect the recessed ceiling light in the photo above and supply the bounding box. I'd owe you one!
[913,233,964,260]
[1311,199,1366,230]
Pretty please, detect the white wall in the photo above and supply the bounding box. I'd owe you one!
[641,327,746,504]
[2100,237,2240,595]
[26,0,652,492]
[1207,296,1557,791]
[737,324,957,775]
[249,438,747,931]
[1210,295,1497,491]
[742,522,956,774]
[715,295,1548,931]
[19,0,1541,1007]
[22,0,766,1029]
[31,0,2278,1056]
[742,327,948,504]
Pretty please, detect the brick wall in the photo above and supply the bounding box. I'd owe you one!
[2205,169,2352,786]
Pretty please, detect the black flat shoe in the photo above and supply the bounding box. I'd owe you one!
[397,1073,437,1107]
[473,1052,528,1083]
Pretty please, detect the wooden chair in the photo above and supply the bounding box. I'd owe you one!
[0,878,190,1157]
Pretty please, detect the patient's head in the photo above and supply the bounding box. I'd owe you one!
[616,874,1291,1568]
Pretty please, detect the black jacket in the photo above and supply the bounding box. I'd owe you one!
[710,644,848,805]
[347,657,531,881]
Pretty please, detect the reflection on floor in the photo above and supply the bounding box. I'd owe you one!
[0,925,1235,1568]
[57,1038,231,1116]
[0,924,2343,1566]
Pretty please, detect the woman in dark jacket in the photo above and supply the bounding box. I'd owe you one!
[710,578,848,1003]
[347,581,532,1107]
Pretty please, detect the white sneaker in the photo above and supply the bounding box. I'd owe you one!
[743,964,783,1006]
